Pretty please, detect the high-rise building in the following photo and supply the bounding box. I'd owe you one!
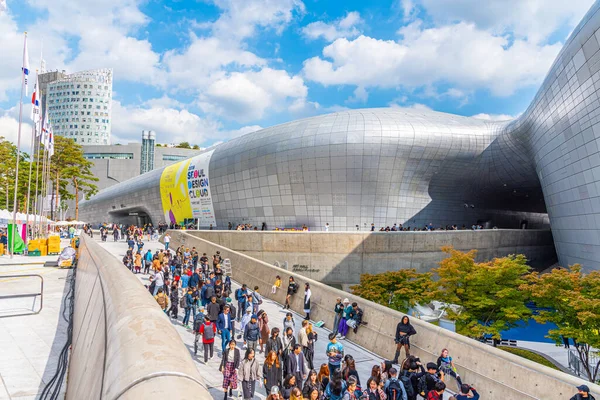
[140,130,156,174]
[44,68,113,145]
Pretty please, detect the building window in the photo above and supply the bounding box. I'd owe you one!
[162,154,189,161]
[84,153,134,160]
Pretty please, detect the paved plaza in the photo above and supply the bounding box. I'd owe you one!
[0,250,71,400]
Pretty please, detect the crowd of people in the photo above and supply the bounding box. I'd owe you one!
[108,224,592,400]
[132,239,479,400]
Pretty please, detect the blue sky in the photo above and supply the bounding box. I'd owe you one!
[0,0,596,147]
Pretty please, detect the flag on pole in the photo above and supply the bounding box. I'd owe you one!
[47,122,54,157]
[22,33,30,96]
[30,74,40,125]
[42,111,49,144]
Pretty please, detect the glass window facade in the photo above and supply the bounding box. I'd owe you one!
[46,69,113,145]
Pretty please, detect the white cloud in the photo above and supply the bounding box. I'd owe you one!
[413,0,594,44]
[110,100,262,145]
[163,36,265,92]
[303,21,562,96]
[471,113,516,121]
[302,11,363,42]
[0,106,33,153]
[388,101,432,111]
[199,68,308,122]
[210,0,305,41]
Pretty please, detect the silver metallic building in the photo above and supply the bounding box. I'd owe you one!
[81,1,600,272]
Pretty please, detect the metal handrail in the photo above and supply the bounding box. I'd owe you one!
[0,274,44,318]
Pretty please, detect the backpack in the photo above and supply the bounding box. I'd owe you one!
[155,294,167,309]
[399,372,415,398]
[417,374,437,396]
[180,295,188,308]
[235,288,243,301]
[203,323,215,340]
[386,378,405,400]
[193,313,204,332]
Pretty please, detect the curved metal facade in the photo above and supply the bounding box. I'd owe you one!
[82,1,600,271]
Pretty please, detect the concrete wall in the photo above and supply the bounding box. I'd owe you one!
[67,235,211,400]
[186,230,557,284]
[167,229,600,400]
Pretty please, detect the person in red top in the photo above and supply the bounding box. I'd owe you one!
[427,382,446,400]
[199,315,217,363]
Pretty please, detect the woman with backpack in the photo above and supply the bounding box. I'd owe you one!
[220,339,241,400]
[239,348,262,400]
[199,315,217,363]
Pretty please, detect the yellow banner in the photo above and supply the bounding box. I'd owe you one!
[160,159,193,224]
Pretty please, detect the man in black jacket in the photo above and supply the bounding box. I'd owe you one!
[286,344,308,386]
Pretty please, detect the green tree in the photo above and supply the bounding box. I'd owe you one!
[176,142,191,149]
[432,246,532,340]
[192,144,200,150]
[523,266,600,382]
[0,137,38,212]
[351,269,434,313]
[48,136,98,220]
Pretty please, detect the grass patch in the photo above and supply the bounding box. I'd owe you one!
[498,346,561,371]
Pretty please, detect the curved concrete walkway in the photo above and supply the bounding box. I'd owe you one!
[95,237,455,399]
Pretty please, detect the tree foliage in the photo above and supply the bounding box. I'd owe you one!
[523,266,600,382]
[351,269,434,313]
[0,136,39,211]
[192,144,200,150]
[432,246,532,339]
[176,141,191,149]
[47,136,98,219]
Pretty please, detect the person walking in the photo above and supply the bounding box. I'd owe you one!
[144,249,152,274]
[182,288,194,328]
[305,322,317,370]
[168,283,179,319]
[326,333,344,377]
[283,312,296,336]
[239,348,262,400]
[252,286,263,314]
[217,305,234,354]
[163,233,170,250]
[244,314,261,351]
[392,316,417,364]
[266,327,284,363]
[282,327,297,377]
[207,296,221,324]
[220,340,241,400]
[303,283,312,320]
[302,370,321,399]
[263,350,283,394]
[284,277,298,310]
[199,316,217,363]
[286,344,308,388]
[259,311,270,353]
[236,284,249,321]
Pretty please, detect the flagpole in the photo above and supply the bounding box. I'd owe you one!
[24,119,35,247]
[10,32,28,259]
[33,137,41,237]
